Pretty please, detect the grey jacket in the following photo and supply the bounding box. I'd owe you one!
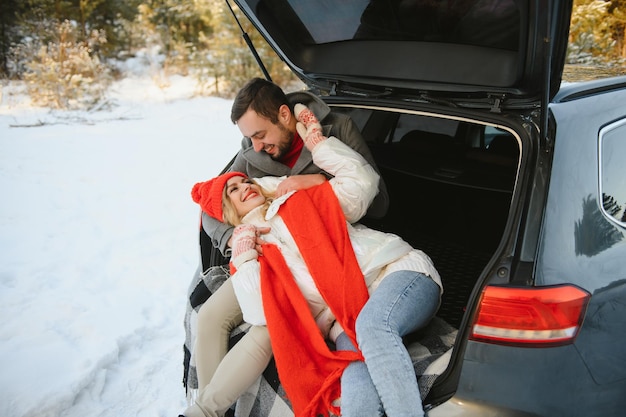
[203,90,389,256]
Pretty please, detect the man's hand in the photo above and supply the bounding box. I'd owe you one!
[275,174,326,197]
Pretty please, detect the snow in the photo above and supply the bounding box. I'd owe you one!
[0,74,243,417]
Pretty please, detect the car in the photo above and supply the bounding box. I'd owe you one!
[186,1,626,416]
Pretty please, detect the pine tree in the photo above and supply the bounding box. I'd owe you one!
[575,194,624,256]
[20,19,111,109]
[0,0,26,76]
[602,193,623,217]
[606,0,626,59]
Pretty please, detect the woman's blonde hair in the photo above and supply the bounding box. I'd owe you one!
[222,179,273,226]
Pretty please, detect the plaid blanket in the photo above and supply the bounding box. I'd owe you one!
[183,265,457,417]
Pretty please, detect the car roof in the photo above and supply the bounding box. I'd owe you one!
[232,0,572,106]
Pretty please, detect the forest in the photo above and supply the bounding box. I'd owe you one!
[0,0,625,109]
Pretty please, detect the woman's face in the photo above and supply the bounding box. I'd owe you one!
[225,176,266,218]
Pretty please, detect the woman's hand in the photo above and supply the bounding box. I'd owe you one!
[229,225,271,256]
[252,226,271,254]
[231,224,258,268]
[294,103,326,151]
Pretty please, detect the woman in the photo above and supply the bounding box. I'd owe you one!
[190,104,442,417]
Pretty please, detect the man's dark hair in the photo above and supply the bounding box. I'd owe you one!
[230,78,292,125]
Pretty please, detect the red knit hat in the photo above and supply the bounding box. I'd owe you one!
[191,171,247,221]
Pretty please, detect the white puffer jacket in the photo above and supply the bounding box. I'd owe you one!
[231,137,442,338]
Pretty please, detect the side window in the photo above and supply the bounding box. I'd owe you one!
[599,118,626,227]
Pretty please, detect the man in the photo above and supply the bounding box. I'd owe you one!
[205,77,389,257]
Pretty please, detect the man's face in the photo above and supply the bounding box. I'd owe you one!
[236,105,294,160]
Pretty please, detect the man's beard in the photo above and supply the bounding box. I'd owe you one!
[269,123,294,161]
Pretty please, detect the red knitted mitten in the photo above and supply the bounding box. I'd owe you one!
[231,224,258,268]
[294,103,326,151]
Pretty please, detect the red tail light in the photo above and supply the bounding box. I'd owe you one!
[470,285,591,347]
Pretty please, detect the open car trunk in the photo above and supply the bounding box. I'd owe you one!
[186,101,524,415]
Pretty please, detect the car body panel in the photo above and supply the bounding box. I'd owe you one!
[536,84,626,389]
[431,341,626,417]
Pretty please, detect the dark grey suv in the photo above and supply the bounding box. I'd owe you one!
[187,1,626,416]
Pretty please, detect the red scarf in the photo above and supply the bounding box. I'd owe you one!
[279,132,304,168]
[259,181,370,417]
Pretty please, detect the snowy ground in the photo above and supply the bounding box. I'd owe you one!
[0,74,244,417]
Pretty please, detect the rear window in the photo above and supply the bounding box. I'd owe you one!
[265,0,521,50]
[393,114,459,143]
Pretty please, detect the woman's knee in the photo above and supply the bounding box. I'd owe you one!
[197,294,243,335]
[247,324,269,340]
[356,271,439,337]
[235,326,273,365]
[354,303,388,343]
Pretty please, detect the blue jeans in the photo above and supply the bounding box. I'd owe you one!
[336,271,441,417]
